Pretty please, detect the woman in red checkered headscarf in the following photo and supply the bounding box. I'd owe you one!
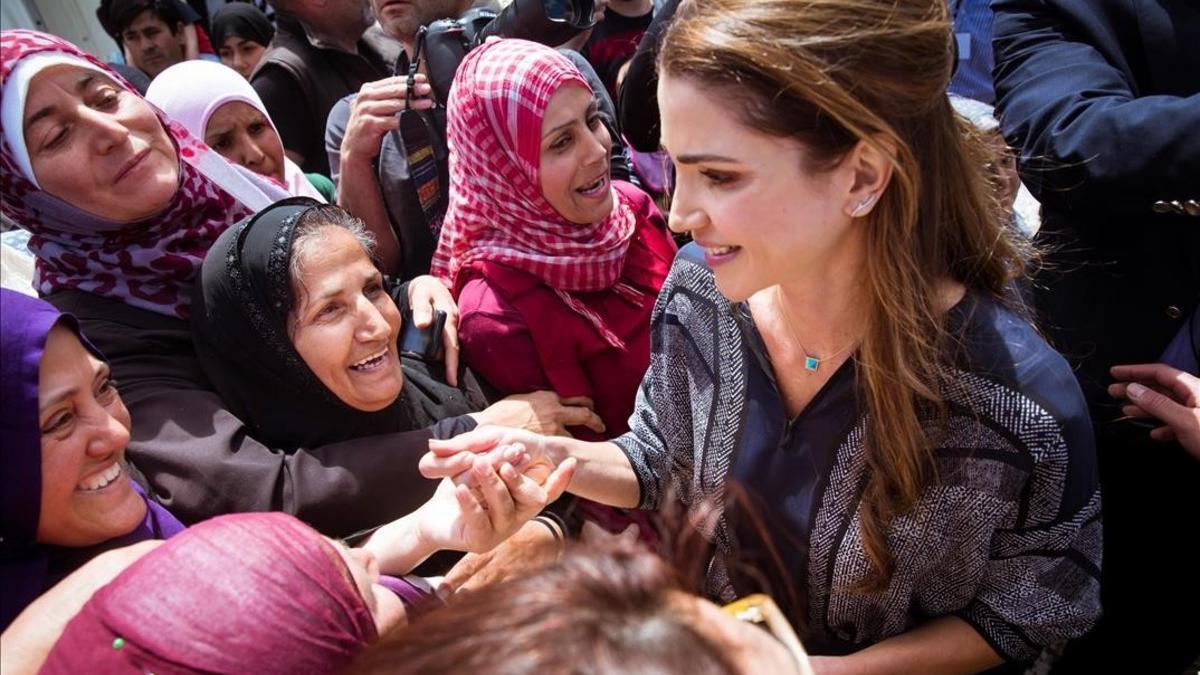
[433,39,676,537]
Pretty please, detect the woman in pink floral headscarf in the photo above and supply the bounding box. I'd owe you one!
[0,30,288,319]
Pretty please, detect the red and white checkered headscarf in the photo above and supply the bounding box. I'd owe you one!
[430,39,641,347]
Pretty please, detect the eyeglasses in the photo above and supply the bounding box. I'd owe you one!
[722,594,814,674]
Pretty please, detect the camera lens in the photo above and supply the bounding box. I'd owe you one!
[543,0,568,22]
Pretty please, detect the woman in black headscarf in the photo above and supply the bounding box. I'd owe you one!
[192,197,494,450]
[211,2,274,79]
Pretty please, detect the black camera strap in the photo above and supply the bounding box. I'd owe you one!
[393,27,449,241]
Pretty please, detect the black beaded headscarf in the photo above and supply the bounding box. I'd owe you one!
[191,197,417,448]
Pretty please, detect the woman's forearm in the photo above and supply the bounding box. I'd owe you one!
[360,513,436,576]
[811,616,1003,675]
[544,438,641,508]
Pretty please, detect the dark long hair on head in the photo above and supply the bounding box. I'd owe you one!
[658,0,1031,591]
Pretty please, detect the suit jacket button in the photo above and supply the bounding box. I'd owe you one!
[1166,305,1183,320]
[1152,200,1173,213]
[1184,200,1200,217]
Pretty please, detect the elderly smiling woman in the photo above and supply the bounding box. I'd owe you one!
[0,290,574,673]
[0,31,592,538]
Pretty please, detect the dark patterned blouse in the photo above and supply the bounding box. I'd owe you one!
[613,244,1101,663]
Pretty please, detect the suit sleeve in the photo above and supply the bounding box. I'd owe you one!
[991,0,1200,210]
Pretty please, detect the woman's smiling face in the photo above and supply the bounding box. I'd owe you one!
[37,324,147,547]
[538,83,614,225]
[24,64,179,222]
[288,226,404,412]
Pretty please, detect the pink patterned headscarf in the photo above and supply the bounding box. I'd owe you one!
[430,39,640,347]
[39,512,378,674]
[0,30,289,319]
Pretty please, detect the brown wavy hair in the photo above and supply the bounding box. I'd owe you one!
[347,544,742,675]
[658,0,1029,591]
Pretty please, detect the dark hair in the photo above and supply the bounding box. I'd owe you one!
[347,545,740,675]
[108,0,186,36]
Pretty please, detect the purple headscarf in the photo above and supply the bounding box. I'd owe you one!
[0,289,184,630]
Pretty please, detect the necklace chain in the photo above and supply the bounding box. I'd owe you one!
[773,286,858,373]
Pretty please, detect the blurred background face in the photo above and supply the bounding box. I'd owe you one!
[371,0,468,42]
[25,65,179,222]
[121,10,186,78]
[37,325,147,547]
[538,84,614,225]
[218,36,268,79]
[204,100,285,183]
[288,227,404,411]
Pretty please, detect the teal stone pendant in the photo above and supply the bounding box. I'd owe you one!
[804,356,820,372]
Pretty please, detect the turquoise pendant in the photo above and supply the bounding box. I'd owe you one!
[804,356,820,372]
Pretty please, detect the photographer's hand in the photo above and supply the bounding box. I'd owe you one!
[337,75,435,274]
[341,75,434,163]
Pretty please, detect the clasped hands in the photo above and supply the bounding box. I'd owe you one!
[362,427,571,576]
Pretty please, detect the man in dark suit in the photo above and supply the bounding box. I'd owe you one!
[992,1,1199,671]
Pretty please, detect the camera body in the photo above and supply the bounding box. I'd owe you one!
[400,309,448,362]
[421,0,596,105]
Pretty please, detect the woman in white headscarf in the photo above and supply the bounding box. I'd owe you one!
[146,59,333,202]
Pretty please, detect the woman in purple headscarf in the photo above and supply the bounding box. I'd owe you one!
[0,288,575,671]
[0,289,185,632]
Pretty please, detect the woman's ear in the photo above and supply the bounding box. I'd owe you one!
[843,136,896,218]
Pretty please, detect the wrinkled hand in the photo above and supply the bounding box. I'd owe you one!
[340,75,434,164]
[439,519,563,595]
[475,391,604,436]
[416,450,576,554]
[406,274,461,385]
[1110,363,1200,458]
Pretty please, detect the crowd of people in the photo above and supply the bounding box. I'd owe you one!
[0,0,1196,673]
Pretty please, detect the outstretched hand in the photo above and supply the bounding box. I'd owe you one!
[1110,363,1200,458]
[421,425,553,484]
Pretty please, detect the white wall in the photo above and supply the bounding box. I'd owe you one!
[3,0,120,61]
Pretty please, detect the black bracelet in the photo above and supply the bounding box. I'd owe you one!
[532,515,564,546]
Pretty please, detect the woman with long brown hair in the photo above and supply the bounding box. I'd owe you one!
[423,0,1101,670]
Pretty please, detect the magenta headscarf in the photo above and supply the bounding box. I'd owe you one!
[429,39,642,348]
[40,512,378,674]
[0,30,289,320]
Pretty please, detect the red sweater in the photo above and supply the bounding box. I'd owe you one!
[456,183,676,439]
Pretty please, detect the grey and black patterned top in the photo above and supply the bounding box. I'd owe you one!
[612,244,1102,663]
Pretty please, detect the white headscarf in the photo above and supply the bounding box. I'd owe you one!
[146,59,325,202]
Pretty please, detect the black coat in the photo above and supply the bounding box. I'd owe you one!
[993,2,1200,670]
[993,0,1200,414]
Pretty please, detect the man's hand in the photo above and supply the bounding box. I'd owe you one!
[340,75,434,165]
[406,274,461,384]
[474,391,604,436]
[439,519,564,595]
[1110,363,1200,458]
